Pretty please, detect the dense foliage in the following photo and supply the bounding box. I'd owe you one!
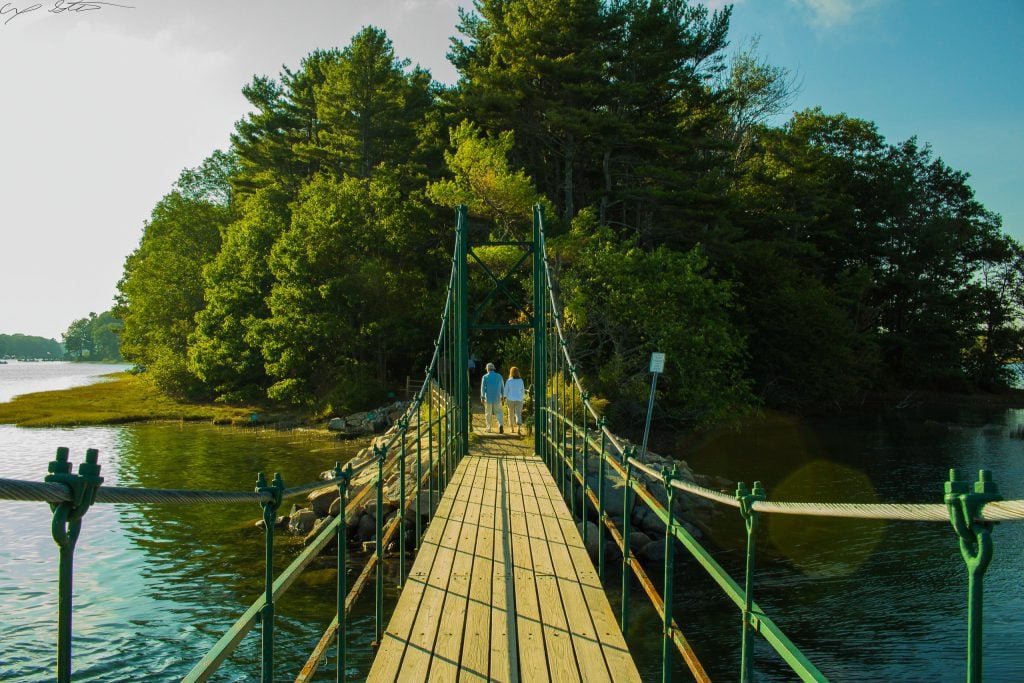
[113,4,1023,430]
[0,334,63,360]
[61,311,123,361]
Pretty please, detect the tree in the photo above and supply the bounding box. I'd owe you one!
[62,315,95,359]
[116,161,232,396]
[259,172,436,410]
[427,120,542,237]
[560,209,753,429]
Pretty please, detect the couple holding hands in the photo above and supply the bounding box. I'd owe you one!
[479,363,525,435]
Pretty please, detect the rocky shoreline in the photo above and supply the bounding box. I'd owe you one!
[260,409,735,572]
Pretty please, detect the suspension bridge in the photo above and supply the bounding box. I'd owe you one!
[2,205,1023,682]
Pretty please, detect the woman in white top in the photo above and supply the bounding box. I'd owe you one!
[504,366,526,435]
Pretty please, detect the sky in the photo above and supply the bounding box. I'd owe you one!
[0,0,1021,341]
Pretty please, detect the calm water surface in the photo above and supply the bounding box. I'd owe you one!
[1,362,1022,680]
[623,405,1024,681]
[0,362,376,681]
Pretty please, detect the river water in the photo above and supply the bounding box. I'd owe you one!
[0,362,375,681]
[1,362,1022,681]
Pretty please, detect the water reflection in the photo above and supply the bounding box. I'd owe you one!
[0,422,369,681]
[632,406,1024,681]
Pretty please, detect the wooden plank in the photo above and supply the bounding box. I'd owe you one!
[459,454,496,682]
[526,460,641,681]
[509,457,583,682]
[394,455,481,681]
[429,454,487,679]
[367,455,479,681]
[505,453,551,682]
[519,459,613,683]
[489,455,516,683]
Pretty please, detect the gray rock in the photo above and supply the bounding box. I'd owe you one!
[577,521,600,560]
[628,531,653,554]
[639,537,666,565]
[327,417,347,431]
[289,509,318,535]
[357,513,376,543]
[308,485,340,517]
[303,516,334,546]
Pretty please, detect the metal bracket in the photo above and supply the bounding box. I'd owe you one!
[945,469,1001,574]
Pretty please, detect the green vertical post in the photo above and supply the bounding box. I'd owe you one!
[580,390,589,547]
[621,447,634,632]
[945,469,1001,683]
[255,471,284,683]
[46,447,103,683]
[427,369,435,520]
[570,374,577,519]
[398,419,408,587]
[662,465,679,683]
[455,205,470,459]
[736,480,766,683]
[597,419,608,581]
[333,462,351,683]
[415,397,423,543]
[533,204,547,460]
[374,446,385,647]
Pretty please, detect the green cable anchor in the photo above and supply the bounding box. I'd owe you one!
[46,447,104,683]
[736,480,766,683]
[255,471,284,683]
[945,469,1001,683]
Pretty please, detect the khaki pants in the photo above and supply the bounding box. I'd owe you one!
[483,400,504,430]
[506,400,523,429]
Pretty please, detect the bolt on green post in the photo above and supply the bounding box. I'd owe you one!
[46,447,103,683]
[945,469,1001,683]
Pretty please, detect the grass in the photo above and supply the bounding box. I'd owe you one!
[0,372,264,427]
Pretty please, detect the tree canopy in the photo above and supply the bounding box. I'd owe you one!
[113,4,1023,431]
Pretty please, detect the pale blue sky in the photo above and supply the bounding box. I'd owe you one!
[0,0,1020,340]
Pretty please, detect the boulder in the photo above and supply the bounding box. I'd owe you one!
[639,537,666,565]
[308,486,341,517]
[628,531,653,554]
[303,516,335,546]
[327,417,347,432]
[356,513,376,543]
[289,509,318,535]
[577,521,600,560]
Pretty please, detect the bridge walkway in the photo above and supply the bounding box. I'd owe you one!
[367,411,641,682]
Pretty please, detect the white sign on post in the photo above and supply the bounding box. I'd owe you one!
[649,352,666,374]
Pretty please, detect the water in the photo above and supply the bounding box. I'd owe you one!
[621,406,1024,681]
[0,362,376,681]
[2,363,1022,681]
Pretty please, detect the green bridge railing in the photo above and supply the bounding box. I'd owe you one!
[0,227,471,682]
[3,206,1024,681]
[529,204,1024,682]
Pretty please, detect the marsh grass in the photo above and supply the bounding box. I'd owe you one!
[0,372,260,427]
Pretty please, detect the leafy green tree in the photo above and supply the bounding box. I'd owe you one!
[259,172,435,410]
[318,27,436,183]
[188,188,288,401]
[62,315,95,359]
[427,120,542,237]
[560,209,753,429]
[116,158,233,396]
[90,311,123,361]
[0,334,63,359]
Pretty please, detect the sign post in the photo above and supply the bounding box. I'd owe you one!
[640,352,665,463]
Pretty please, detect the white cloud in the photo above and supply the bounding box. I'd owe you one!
[789,0,880,28]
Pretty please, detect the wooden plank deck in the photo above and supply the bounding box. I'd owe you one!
[367,413,641,682]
